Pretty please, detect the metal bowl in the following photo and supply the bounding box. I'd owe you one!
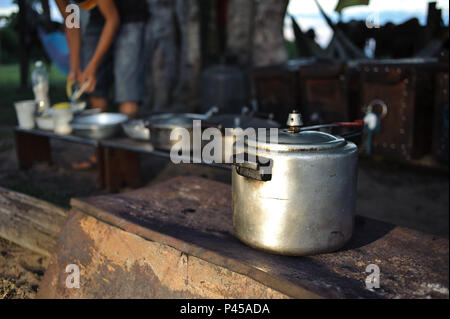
[70,113,129,139]
[122,119,151,141]
[146,113,217,151]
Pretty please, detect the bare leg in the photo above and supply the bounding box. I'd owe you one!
[120,102,139,118]
[72,154,97,170]
[90,96,108,112]
[72,96,107,170]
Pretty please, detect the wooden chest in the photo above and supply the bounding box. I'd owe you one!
[357,59,440,160]
[432,71,449,164]
[253,62,301,124]
[297,60,351,124]
[253,59,352,125]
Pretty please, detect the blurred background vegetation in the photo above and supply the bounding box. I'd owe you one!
[0,9,48,64]
[0,2,65,125]
[0,63,66,126]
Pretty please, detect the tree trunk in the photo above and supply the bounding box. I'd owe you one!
[145,0,177,112]
[252,0,289,67]
[226,0,254,68]
[40,0,51,24]
[226,0,289,102]
[145,0,288,112]
[199,0,219,65]
[180,0,202,110]
[18,0,29,90]
[145,0,201,113]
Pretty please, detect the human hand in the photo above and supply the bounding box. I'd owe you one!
[80,64,98,93]
[67,68,81,85]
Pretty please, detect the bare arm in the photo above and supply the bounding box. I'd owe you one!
[55,0,81,82]
[81,0,120,92]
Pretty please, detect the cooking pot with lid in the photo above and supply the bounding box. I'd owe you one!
[146,107,219,152]
[232,111,359,256]
[206,113,280,162]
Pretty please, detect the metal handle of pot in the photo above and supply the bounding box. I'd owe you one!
[299,120,364,141]
[144,119,154,130]
[204,106,220,119]
[241,105,275,120]
[232,153,273,182]
[250,111,275,120]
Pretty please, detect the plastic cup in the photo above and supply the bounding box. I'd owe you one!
[53,107,73,135]
[14,100,36,129]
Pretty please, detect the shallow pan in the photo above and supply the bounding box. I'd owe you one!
[70,113,129,139]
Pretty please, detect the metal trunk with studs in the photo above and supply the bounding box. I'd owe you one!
[432,70,449,164]
[357,59,440,160]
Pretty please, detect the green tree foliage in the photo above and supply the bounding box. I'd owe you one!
[0,2,49,64]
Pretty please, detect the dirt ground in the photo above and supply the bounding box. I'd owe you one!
[0,237,49,299]
[0,125,448,298]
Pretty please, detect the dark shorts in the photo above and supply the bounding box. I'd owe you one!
[82,22,146,104]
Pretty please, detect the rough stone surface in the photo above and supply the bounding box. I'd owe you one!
[39,177,449,299]
[38,211,289,299]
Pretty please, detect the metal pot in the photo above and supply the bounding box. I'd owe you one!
[206,113,280,163]
[147,107,218,152]
[201,65,247,114]
[232,112,359,256]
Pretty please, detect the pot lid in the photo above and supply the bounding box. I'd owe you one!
[247,129,346,152]
[148,113,206,129]
[245,111,345,152]
[208,114,280,130]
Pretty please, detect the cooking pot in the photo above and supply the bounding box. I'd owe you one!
[206,113,280,163]
[146,107,218,152]
[201,65,247,114]
[232,111,359,256]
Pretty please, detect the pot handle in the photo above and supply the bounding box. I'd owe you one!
[144,119,156,130]
[232,153,273,182]
[204,106,220,119]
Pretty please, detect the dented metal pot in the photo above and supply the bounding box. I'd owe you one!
[232,111,359,256]
[146,107,218,152]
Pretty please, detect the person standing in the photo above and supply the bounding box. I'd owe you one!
[56,0,149,117]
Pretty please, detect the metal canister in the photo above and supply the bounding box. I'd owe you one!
[232,113,359,256]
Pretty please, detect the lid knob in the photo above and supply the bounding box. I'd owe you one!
[287,110,303,133]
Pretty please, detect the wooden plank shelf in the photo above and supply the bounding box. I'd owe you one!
[14,127,230,193]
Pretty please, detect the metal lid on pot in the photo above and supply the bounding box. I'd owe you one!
[246,111,346,152]
[208,114,280,130]
[147,113,207,129]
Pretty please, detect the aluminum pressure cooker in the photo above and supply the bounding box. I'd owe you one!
[232,111,359,256]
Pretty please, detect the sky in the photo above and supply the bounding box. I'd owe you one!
[286,0,449,46]
[0,0,449,47]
